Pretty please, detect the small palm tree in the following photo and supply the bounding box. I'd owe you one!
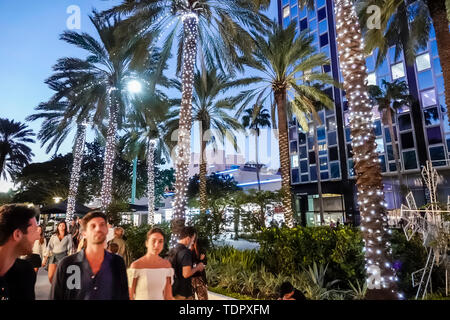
[368,79,414,200]
[237,22,336,227]
[0,118,35,180]
[241,104,271,191]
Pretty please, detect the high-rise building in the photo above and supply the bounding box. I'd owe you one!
[277,0,450,226]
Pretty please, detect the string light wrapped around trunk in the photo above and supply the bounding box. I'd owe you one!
[147,139,157,225]
[66,122,87,223]
[334,0,398,299]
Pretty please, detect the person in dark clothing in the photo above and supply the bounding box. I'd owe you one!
[278,281,307,300]
[168,226,205,300]
[50,211,129,300]
[0,204,40,300]
[191,237,208,300]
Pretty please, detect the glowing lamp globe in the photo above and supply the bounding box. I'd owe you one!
[127,80,142,94]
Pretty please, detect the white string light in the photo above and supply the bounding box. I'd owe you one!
[147,139,157,226]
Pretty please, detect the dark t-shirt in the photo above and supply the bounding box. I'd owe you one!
[0,259,36,300]
[170,243,194,298]
[292,289,306,300]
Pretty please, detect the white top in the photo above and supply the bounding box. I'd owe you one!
[45,234,73,256]
[32,239,47,258]
[127,268,174,300]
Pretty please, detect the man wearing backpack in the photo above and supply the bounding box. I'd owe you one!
[168,226,205,300]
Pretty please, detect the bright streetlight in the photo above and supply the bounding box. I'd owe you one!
[127,80,142,94]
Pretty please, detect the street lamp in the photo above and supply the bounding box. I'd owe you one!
[127,80,142,94]
[53,197,62,204]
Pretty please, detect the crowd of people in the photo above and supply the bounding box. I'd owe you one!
[0,204,208,300]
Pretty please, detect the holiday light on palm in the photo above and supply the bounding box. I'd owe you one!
[147,139,157,225]
[334,0,397,299]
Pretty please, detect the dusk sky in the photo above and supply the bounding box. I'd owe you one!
[0,0,279,192]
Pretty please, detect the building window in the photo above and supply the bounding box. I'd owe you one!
[292,168,300,183]
[323,64,331,73]
[319,19,328,34]
[298,132,306,144]
[416,53,431,71]
[391,62,405,80]
[300,18,308,31]
[398,114,412,131]
[328,131,337,145]
[421,89,436,107]
[418,70,434,90]
[319,157,328,170]
[436,76,444,94]
[427,126,443,145]
[366,56,375,73]
[290,140,298,153]
[290,3,298,16]
[326,117,336,131]
[379,155,386,172]
[368,72,376,85]
[429,146,445,161]
[347,143,353,158]
[329,146,339,161]
[309,151,316,164]
[300,160,308,173]
[384,127,397,143]
[330,162,340,178]
[320,172,329,180]
[377,59,389,76]
[317,7,326,21]
[310,166,317,181]
[375,137,384,153]
[283,6,290,18]
[403,151,418,170]
[348,160,355,176]
[308,136,314,149]
[345,127,351,141]
[389,162,398,172]
[423,107,440,126]
[400,132,415,149]
[374,120,382,136]
[317,127,326,140]
[317,0,326,7]
[387,144,394,161]
[301,174,309,182]
[299,145,307,158]
[291,155,299,168]
[389,47,403,63]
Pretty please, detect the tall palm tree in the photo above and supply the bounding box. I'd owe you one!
[356,0,450,128]
[236,22,336,227]
[241,104,271,191]
[368,79,414,201]
[171,67,248,216]
[104,0,270,239]
[47,11,152,211]
[0,119,35,180]
[334,0,397,299]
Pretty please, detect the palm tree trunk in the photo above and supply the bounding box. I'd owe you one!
[147,140,156,225]
[0,150,7,178]
[274,89,295,227]
[66,123,87,223]
[171,15,199,245]
[255,130,261,191]
[385,107,405,202]
[101,91,119,211]
[199,134,207,216]
[427,0,450,128]
[313,121,325,225]
[335,0,397,299]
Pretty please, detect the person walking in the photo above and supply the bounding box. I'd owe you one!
[28,226,47,273]
[107,227,131,267]
[168,226,205,300]
[50,211,129,300]
[127,228,174,300]
[42,221,73,284]
[69,217,80,249]
[191,237,208,300]
[0,204,40,300]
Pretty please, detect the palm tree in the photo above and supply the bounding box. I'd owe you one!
[103,0,270,239]
[47,11,152,211]
[356,0,450,129]
[171,66,248,216]
[368,79,414,201]
[236,22,336,227]
[0,118,35,180]
[334,0,397,299]
[241,104,271,191]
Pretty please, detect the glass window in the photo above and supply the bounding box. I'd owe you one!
[436,76,444,94]
[400,132,414,149]
[330,162,340,179]
[320,172,329,180]
[318,141,327,155]
[308,7,316,19]
[308,136,314,149]
[345,127,351,141]
[290,4,298,17]
[389,47,403,63]
[300,18,308,31]
[429,146,445,160]
[326,117,336,131]
[299,145,307,158]
[283,17,290,27]
[429,25,435,38]
[292,168,300,183]
[398,114,412,131]
[347,143,353,158]
[348,160,355,176]
[379,155,386,172]
[427,126,442,145]
[424,107,440,126]
[301,174,309,182]
[374,120,382,136]
[389,162,398,172]
[291,155,299,168]
[368,72,376,85]
[319,19,328,34]
[385,127,397,143]
[317,127,326,140]
[282,0,289,5]
[283,6,290,18]
[328,131,337,145]
[300,160,308,173]
[290,141,298,153]
[310,166,317,181]
[391,62,405,79]
[418,70,434,90]
[320,33,329,47]
[298,132,306,144]
[421,89,436,107]
[403,151,418,170]
[289,126,297,140]
[375,137,384,153]
[377,59,389,76]
[416,53,431,71]
[329,146,338,161]
[387,144,395,160]
[317,7,326,21]
[299,6,307,18]
[366,56,375,73]
[446,134,450,152]
[309,151,316,164]
[319,157,328,170]
[317,0,326,7]
[434,58,442,74]
[343,100,348,111]
[323,64,331,73]
[431,40,438,57]
[320,45,330,58]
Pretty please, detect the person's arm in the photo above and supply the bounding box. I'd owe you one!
[42,236,53,266]
[67,235,74,255]
[164,277,175,300]
[49,260,65,300]
[129,277,138,300]
[181,251,204,279]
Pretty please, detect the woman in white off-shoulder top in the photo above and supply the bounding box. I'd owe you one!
[127,227,175,300]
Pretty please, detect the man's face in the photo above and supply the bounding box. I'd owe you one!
[188,234,196,249]
[85,217,107,245]
[17,218,40,255]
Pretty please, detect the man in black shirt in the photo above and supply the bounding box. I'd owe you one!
[278,281,307,300]
[0,204,40,300]
[169,226,205,300]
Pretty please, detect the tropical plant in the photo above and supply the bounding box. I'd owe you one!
[236,22,336,227]
[368,79,414,199]
[241,104,271,191]
[303,262,340,300]
[104,0,271,243]
[0,118,35,180]
[348,279,368,300]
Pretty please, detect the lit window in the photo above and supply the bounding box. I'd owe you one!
[375,137,384,153]
[421,89,436,107]
[283,6,290,18]
[291,155,299,168]
[391,62,405,79]
[416,53,431,72]
[367,72,376,85]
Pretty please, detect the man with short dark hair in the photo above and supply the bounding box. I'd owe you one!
[0,204,40,300]
[169,226,205,300]
[278,281,306,300]
[50,211,129,300]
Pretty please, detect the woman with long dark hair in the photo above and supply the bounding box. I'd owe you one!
[191,237,208,300]
[42,221,73,283]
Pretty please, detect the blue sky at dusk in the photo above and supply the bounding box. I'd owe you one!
[0,0,279,192]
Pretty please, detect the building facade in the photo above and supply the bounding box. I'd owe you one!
[278,0,450,226]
